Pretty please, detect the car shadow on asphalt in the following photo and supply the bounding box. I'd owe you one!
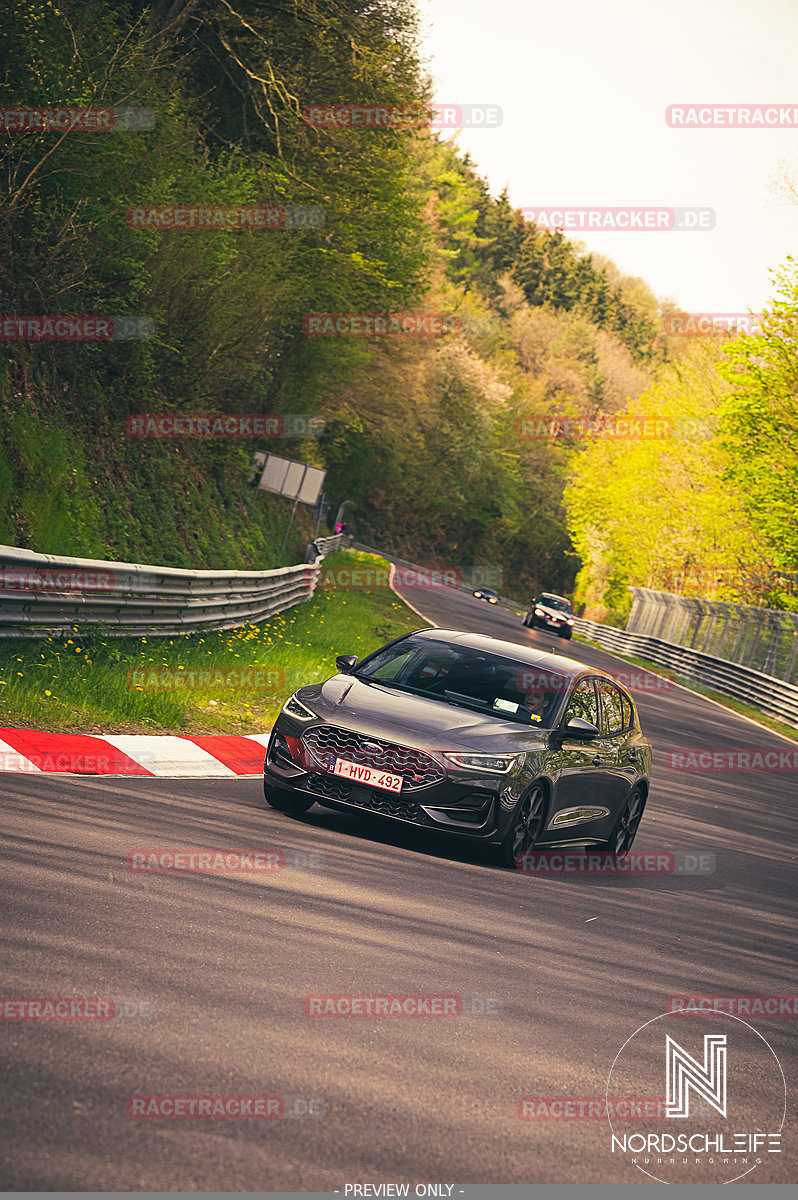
[254,802,727,893]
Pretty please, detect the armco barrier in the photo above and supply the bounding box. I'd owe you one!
[627,586,798,685]
[0,536,349,638]
[572,617,798,731]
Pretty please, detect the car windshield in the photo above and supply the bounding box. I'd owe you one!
[539,594,573,612]
[354,635,568,727]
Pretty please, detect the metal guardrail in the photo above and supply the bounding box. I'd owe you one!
[627,587,798,686]
[573,616,798,731]
[0,535,349,638]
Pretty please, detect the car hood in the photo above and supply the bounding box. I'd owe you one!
[297,675,550,754]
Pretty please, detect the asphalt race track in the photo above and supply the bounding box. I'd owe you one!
[1,583,796,1189]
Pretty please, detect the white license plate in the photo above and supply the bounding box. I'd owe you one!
[330,757,403,792]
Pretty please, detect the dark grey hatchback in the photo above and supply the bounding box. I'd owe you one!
[263,629,652,867]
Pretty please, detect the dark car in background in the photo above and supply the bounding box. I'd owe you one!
[524,593,575,639]
[263,628,652,867]
[473,586,499,604]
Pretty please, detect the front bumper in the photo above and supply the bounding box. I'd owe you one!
[264,721,520,842]
[533,614,571,632]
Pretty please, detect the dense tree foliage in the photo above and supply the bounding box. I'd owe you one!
[3,0,788,614]
[565,289,798,619]
[717,260,798,586]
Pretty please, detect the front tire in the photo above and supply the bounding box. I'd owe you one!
[263,776,315,815]
[600,787,645,856]
[496,782,547,868]
[559,628,572,640]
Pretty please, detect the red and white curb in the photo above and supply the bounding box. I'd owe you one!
[0,727,272,776]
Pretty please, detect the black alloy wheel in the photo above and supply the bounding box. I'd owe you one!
[603,787,646,857]
[498,782,547,868]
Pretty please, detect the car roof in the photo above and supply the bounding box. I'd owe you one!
[406,627,613,682]
[539,593,570,602]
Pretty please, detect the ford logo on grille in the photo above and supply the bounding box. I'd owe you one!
[360,740,382,752]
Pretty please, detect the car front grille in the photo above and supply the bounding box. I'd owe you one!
[301,725,445,789]
[364,791,428,823]
[305,772,431,825]
[306,773,352,801]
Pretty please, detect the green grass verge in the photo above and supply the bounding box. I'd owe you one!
[0,550,428,735]
[573,634,798,743]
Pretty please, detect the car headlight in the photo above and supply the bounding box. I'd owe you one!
[443,752,524,774]
[282,692,316,721]
[534,608,544,616]
[489,596,498,603]
[567,618,574,625]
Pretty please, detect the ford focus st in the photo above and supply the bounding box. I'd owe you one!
[263,630,652,867]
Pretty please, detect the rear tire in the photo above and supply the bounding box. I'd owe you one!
[263,776,315,814]
[599,787,645,857]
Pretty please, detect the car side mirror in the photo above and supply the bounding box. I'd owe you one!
[336,654,358,674]
[564,717,599,739]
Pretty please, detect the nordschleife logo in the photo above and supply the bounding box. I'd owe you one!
[606,1012,785,1183]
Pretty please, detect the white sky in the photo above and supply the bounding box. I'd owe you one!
[417,0,798,313]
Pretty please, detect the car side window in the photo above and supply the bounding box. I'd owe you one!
[564,678,599,727]
[598,680,625,735]
[619,690,636,731]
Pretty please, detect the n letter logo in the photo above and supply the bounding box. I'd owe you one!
[666,1034,727,1118]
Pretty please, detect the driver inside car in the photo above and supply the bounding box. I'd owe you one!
[521,687,557,724]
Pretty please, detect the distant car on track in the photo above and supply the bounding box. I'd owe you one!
[473,586,499,604]
[263,628,652,867]
[524,593,575,639]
